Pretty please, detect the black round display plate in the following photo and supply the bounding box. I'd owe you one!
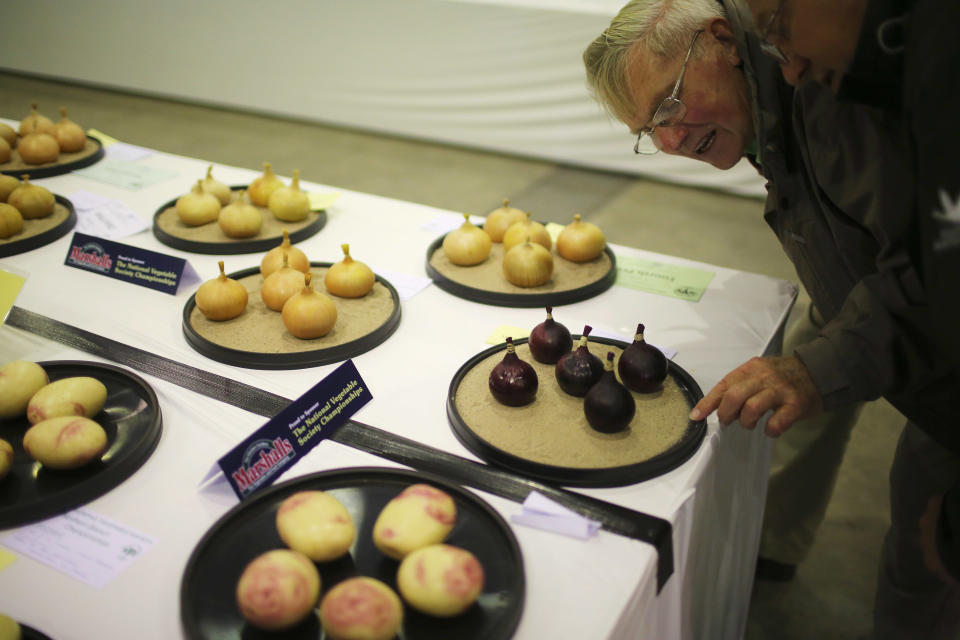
[1,136,105,179]
[447,336,707,487]
[0,195,76,258]
[152,186,326,255]
[424,235,616,308]
[0,361,163,529]
[182,262,402,370]
[181,467,525,640]
[21,623,54,640]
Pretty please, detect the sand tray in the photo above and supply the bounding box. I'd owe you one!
[425,235,616,307]
[153,186,326,254]
[447,337,706,487]
[183,262,401,369]
[1,136,104,179]
[0,195,76,258]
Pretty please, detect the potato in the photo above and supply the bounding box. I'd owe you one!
[0,613,21,640]
[26,376,107,425]
[0,361,49,419]
[236,549,320,631]
[372,483,457,560]
[0,439,13,482]
[276,490,356,563]
[319,577,403,640]
[397,544,484,617]
[23,416,107,469]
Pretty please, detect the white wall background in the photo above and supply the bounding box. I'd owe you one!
[0,0,765,197]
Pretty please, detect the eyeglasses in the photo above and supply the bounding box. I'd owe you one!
[757,0,789,64]
[634,30,703,155]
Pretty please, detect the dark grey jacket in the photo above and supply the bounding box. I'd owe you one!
[726,0,958,454]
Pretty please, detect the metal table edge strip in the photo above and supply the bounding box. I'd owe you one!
[6,305,674,591]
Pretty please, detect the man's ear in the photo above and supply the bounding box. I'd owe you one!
[707,17,742,66]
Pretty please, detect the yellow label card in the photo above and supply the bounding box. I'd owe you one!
[487,325,530,345]
[615,256,715,302]
[0,269,26,323]
[545,222,564,244]
[308,191,342,211]
[0,548,16,572]
[86,128,120,147]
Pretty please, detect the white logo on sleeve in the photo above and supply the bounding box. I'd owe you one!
[933,188,960,252]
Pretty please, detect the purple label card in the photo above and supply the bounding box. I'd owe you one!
[203,360,373,501]
[64,232,200,295]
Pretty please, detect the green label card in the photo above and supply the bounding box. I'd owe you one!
[0,269,26,323]
[615,255,714,302]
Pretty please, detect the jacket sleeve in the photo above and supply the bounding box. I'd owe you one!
[937,483,960,582]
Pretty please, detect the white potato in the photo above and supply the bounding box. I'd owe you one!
[26,376,106,425]
[397,544,485,617]
[0,361,48,419]
[276,490,355,563]
[235,549,320,631]
[372,483,457,560]
[23,416,107,469]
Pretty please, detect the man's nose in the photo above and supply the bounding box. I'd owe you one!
[655,126,688,154]
[779,56,810,86]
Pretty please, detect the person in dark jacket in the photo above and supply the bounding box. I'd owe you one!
[583,0,959,637]
[741,0,960,634]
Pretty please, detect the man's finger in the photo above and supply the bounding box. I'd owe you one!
[739,388,778,429]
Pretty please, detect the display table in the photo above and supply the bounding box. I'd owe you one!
[0,142,796,639]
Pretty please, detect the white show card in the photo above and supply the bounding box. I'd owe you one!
[74,159,178,191]
[105,142,155,162]
[510,491,601,540]
[3,508,156,589]
[70,190,149,240]
[371,268,432,301]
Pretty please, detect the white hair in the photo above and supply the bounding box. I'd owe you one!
[583,0,726,123]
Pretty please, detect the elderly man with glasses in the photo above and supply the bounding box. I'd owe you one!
[585,0,958,637]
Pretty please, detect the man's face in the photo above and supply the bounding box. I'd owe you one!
[747,0,867,88]
[624,26,754,170]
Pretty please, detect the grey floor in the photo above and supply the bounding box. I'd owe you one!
[0,71,905,639]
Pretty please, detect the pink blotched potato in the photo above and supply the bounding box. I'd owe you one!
[397,544,485,617]
[0,360,48,419]
[0,438,13,481]
[23,416,107,469]
[319,576,403,640]
[276,490,356,562]
[235,549,320,631]
[372,483,457,560]
[26,376,106,425]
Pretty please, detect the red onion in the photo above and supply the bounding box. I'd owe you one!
[555,325,603,397]
[528,306,573,364]
[489,337,538,406]
[585,352,636,433]
[618,323,668,393]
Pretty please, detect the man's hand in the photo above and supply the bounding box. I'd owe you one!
[688,355,823,437]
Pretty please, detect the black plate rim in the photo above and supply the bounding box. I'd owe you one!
[0,135,105,179]
[152,186,327,255]
[446,336,707,488]
[180,466,526,640]
[424,235,617,308]
[0,194,76,259]
[21,623,54,640]
[0,359,163,529]
[181,262,402,370]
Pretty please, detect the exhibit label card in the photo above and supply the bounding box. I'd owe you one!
[64,232,199,295]
[0,269,26,324]
[615,256,715,302]
[214,360,372,501]
[73,158,177,191]
[2,508,156,589]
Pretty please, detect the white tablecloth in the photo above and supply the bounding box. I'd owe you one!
[0,145,796,639]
